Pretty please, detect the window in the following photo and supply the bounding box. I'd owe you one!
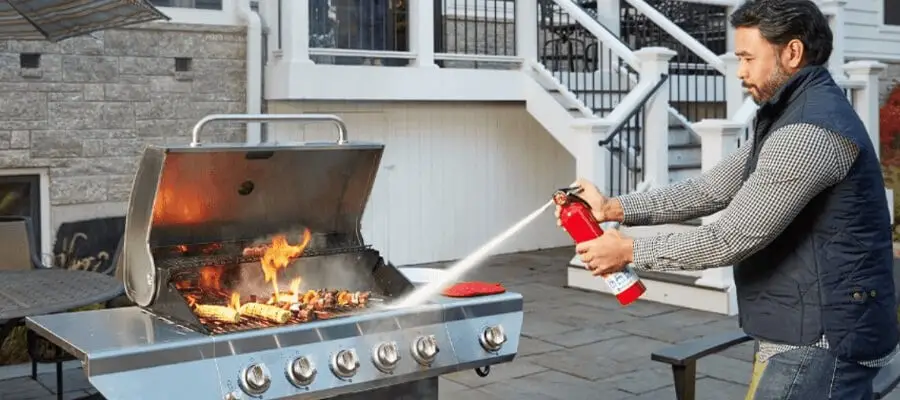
[149,0,223,10]
[886,1,900,26]
[0,175,42,253]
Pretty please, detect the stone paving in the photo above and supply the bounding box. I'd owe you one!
[2,247,895,399]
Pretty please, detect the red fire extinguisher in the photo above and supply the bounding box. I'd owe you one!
[553,188,646,306]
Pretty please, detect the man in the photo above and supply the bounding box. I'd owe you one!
[559,0,899,398]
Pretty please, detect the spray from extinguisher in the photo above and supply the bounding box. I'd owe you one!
[553,185,648,306]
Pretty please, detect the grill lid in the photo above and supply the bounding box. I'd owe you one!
[122,114,384,307]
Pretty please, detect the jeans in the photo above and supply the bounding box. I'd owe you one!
[745,345,881,400]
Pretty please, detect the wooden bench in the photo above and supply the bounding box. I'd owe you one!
[650,330,900,400]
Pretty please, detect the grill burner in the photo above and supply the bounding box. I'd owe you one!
[24,114,525,400]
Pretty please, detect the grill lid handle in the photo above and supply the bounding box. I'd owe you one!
[189,113,349,147]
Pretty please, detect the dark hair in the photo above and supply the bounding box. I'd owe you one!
[730,0,833,66]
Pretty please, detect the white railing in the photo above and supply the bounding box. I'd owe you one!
[620,0,743,120]
[262,0,526,68]
[623,0,726,73]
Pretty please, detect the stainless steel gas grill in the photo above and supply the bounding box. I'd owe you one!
[25,114,524,400]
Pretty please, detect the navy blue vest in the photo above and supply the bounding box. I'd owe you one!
[735,66,898,362]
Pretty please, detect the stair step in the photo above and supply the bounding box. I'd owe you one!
[669,127,700,146]
[669,145,701,168]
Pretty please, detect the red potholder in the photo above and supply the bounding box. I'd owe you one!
[442,282,506,298]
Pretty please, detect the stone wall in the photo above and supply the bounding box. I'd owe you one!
[0,23,247,230]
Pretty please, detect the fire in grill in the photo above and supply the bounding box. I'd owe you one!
[160,233,377,335]
[26,114,525,400]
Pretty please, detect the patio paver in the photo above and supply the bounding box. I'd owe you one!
[0,246,891,399]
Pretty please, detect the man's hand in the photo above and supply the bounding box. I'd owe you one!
[575,229,634,276]
[554,178,623,226]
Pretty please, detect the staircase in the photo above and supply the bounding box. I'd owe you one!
[521,0,738,315]
[525,0,731,195]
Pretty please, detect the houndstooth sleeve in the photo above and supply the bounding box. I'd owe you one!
[630,123,860,272]
[617,140,751,226]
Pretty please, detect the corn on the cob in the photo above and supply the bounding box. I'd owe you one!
[239,302,291,324]
[194,304,241,323]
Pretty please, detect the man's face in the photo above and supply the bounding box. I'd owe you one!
[734,27,794,104]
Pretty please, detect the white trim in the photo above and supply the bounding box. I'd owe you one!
[308,48,419,58]
[153,1,241,26]
[0,168,51,262]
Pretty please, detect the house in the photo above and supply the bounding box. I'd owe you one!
[0,0,894,315]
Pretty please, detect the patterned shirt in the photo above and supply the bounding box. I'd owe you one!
[617,122,897,367]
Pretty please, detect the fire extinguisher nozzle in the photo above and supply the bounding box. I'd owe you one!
[557,186,583,196]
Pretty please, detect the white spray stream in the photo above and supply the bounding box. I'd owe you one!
[392,200,555,308]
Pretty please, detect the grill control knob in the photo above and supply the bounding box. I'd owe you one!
[239,363,271,396]
[286,356,317,387]
[480,325,507,352]
[411,335,440,366]
[331,349,360,379]
[372,341,401,373]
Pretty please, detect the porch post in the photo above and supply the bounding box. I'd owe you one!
[843,60,887,160]
[571,119,613,193]
[281,0,313,65]
[634,47,677,188]
[567,119,613,271]
[410,0,437,67]
[515,0,538,60]
[692,119,742,315]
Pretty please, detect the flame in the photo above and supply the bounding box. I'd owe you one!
[229,292,241,310]
[287,277,303,303]
[261,229,312,303]
[289,277,302,294]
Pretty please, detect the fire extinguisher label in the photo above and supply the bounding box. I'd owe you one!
[603,266,641,294]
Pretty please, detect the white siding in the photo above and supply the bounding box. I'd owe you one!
[267,101,574,266]
[844,0,900,61]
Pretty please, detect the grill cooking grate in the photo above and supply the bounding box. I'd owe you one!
[157,245,371,269]
[200,307,367,335]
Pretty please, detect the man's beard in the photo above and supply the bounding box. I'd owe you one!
[746,63,792,104]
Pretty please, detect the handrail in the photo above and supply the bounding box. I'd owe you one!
[526,60,595,117]
[613,61,701,140]
[599,74,670,146]
[550,0,640,69]
[623,0,726,74]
